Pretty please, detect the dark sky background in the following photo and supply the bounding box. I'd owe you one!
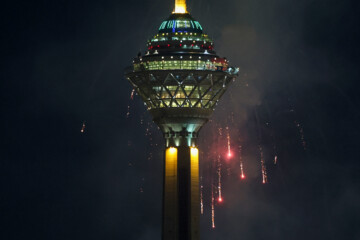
[1,0,360,239]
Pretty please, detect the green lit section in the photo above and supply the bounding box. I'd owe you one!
[193,21,202,30]
[158,19,203,32]
[150,33,212,43]
[133,60,227,71]
[159,21,167,30]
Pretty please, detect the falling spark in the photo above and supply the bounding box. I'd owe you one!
[259,146,268,184]
[240,162,245,179]
[80,122,86,133]
[200,176,204,215]
[226,126,232,158]
[274,155,278,165]
[211,187,215,229]
[238,145,245,179]
[294,120,306,150]
[217,156,223,203]
[126,105,130,118]
[130,89,135,100]
[218,127,223,136]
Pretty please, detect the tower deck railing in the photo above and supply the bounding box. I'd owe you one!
[125,63,238,75]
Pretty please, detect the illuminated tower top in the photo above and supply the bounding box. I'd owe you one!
[173,0,188,14]
[125,0,238,147]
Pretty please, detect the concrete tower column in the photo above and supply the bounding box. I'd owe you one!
[162,143,199,240]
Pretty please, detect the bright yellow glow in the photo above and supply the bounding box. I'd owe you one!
[166,147,177,178]
[190,148,199,186]
[190,147,199,238]
[169,147,177,154]
[190,147,198,156]
[173,0,187,13]
[164,147,178,237]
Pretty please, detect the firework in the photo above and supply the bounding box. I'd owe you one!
[80,122,86,133]
[240,161,245,180]
[238,145,245,179]
[217,155,223,202]
[294,120,306,150]
[226,126,232,158]
[200,176,204,214]
[211,187,215,229]
[259,146,268,184]
[130,89,135,100]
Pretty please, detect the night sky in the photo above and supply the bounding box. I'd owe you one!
[2,0,360,239]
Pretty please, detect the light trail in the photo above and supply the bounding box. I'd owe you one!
[259,146,268,184]
[294,120,306,150]
[226,126,232,158]
[274,155,278,165]
[218,127,223,136]
[80,122,86,133]
[200,176,204,214]
[126,105,130,118]
[238,145,245,179]
[217,155,223,203]
[211,186,215,229]
[130,89,135,100]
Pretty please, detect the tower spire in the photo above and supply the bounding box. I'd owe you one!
[174,0,187,13]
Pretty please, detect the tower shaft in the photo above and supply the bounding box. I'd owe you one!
[163,146,199,240]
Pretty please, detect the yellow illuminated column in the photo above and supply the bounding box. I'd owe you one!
[190,147,199,240]
[163,147,178,239]
[174,0,187,13]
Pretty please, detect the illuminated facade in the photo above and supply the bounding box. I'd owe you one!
[125,1,238,239]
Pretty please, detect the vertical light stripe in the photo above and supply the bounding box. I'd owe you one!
[164,147,178,239]
[190,147,199,239]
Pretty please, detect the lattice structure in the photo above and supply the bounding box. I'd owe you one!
[127,70,234,110]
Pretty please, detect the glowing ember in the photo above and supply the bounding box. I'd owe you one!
[217,155,222,205]
[80,122,86,133]
[259,146,268,184]
[294,120,306,150]
[211,187,215,229]
[130,89,135,100]
[239,145,246,180]
[226,126,231,158]
[200,176,204,215]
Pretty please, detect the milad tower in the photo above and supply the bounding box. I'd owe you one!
[125,0,238,239]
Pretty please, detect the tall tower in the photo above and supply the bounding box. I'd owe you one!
[125,1,238,239]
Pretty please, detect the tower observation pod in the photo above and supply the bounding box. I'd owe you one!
[125,0,239,239]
